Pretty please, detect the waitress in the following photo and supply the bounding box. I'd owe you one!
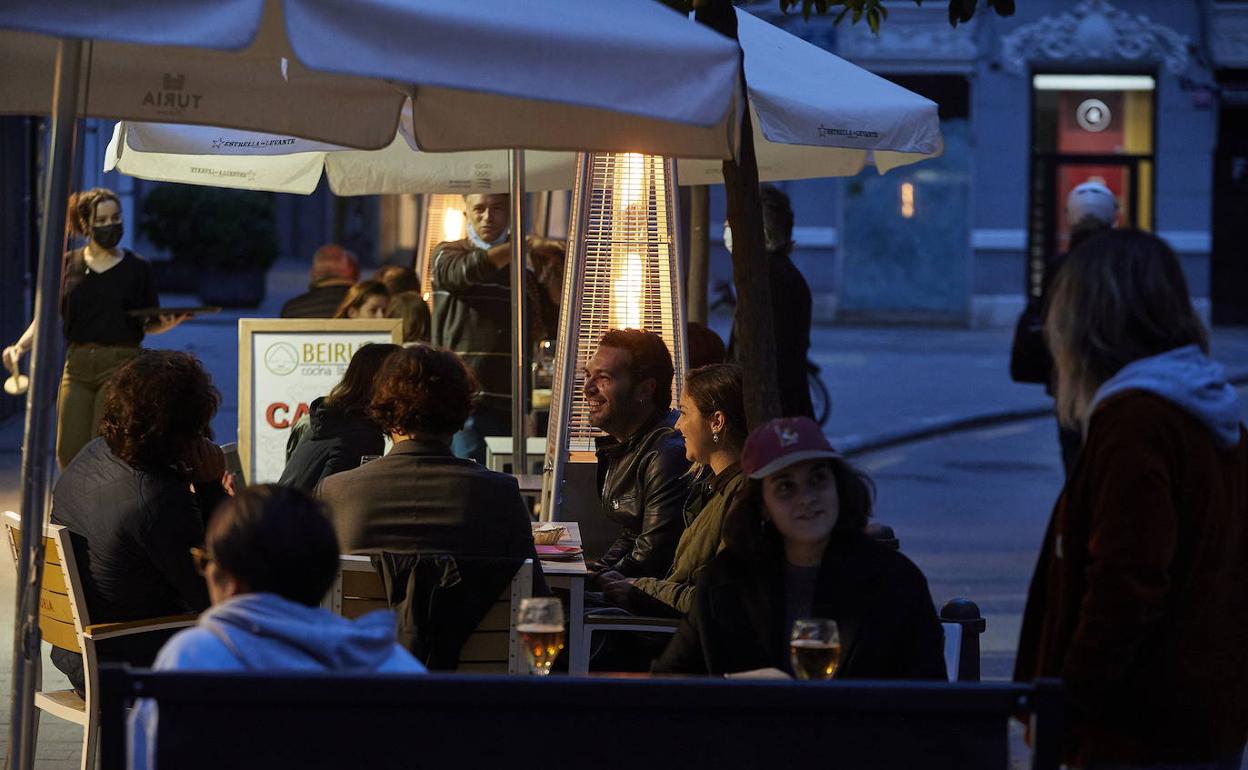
[3,187,187,468]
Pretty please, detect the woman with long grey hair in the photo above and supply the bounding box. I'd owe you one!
[1015,229,1248,769]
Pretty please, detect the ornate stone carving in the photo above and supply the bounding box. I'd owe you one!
[1000,0,1189,75]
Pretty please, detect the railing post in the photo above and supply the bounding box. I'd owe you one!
[940,598,987,682]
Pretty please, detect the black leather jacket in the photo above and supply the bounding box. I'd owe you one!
[594,410,692,578]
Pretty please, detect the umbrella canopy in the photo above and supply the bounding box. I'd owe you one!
[103,8,942,195]
[0,0,741,156]
[1,5,743,768]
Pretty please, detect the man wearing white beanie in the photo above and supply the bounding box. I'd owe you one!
[1066,180,1119,238]
[1010,180,1119,475]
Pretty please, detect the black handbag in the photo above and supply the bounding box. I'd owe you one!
[1009,299,1052,385]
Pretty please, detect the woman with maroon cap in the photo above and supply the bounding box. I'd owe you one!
[654,416,946,679]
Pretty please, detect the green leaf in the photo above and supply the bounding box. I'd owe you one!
[833,5,851,24]
[867,6,880,34]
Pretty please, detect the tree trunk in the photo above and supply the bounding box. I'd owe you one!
[695,0,781,428]
[686,185,710,325]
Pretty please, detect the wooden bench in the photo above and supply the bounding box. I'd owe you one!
[3,511,197,770]
[98,668,1063,770]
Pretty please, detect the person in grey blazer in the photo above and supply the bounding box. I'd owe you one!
[317,345,546,667]
[318,344,543,571]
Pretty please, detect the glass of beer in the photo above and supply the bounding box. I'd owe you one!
[518,597,565,676]
[790,618,841,680]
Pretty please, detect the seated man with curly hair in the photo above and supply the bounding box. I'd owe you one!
[50,350,228,693]
[317,345,546,667]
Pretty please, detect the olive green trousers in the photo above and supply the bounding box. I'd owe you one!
[56,344,139,468]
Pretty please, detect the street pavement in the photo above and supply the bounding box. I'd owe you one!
[4,258,1248,766]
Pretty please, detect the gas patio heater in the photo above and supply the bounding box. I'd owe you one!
[417,194,468,305]
[541,153,687,540]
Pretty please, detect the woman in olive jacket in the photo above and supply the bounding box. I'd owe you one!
[654,417,946,680]
[598,364,748,617]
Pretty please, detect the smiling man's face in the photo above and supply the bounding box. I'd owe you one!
[582,345,648,438]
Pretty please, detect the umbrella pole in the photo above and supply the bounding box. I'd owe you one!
[510,150,528,478]
[8,38,82,770]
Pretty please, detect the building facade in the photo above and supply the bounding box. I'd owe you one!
[709,0,1244,328]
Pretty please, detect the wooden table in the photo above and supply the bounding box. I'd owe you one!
[534,521,589,675]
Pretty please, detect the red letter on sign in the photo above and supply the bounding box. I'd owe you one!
[291,402,310,425]
[267,402,290,429]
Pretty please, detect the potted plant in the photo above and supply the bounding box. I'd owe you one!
[139,185,279,307]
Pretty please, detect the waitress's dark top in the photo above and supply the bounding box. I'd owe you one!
[654,531,947,680]
[60,249,157,345]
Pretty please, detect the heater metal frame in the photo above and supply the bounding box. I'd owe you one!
[540,153,688,522]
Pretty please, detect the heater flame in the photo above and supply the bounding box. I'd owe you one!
[611,251,644,330]
[617,153,646,209]
[442,207,467,241]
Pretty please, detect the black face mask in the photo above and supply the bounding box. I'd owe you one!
[92,223,123,249]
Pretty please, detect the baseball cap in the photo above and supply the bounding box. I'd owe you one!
[741,416,841,479]
[1066,182,1118,228]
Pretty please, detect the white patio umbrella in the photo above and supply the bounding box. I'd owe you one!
[104,9,941,195]
[0,3,741,767]
[1,0,741,154]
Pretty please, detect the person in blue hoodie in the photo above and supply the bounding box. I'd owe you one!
[130,485,423,769]
[1015,230,1248,769]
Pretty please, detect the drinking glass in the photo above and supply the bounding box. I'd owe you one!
[518,597,565,675]
[790,618,841,680]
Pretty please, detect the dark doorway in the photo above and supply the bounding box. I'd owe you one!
[1212,80,1248,326]
[1026,74,1156,299]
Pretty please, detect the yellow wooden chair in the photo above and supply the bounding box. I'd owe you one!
[326,555,532,674]
[3,511,198,770]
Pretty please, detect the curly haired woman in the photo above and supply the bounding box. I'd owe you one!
[49,349,227,694]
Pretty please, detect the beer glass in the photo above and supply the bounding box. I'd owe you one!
[790,618,841,680]
[518,597,565,675]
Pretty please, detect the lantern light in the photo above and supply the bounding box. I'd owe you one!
[541,152,688,521]
[900,182,915,219]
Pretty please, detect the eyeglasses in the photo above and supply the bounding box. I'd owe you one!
[189,547,213,576]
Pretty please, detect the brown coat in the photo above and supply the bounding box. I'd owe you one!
[1015,392,1248,766]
